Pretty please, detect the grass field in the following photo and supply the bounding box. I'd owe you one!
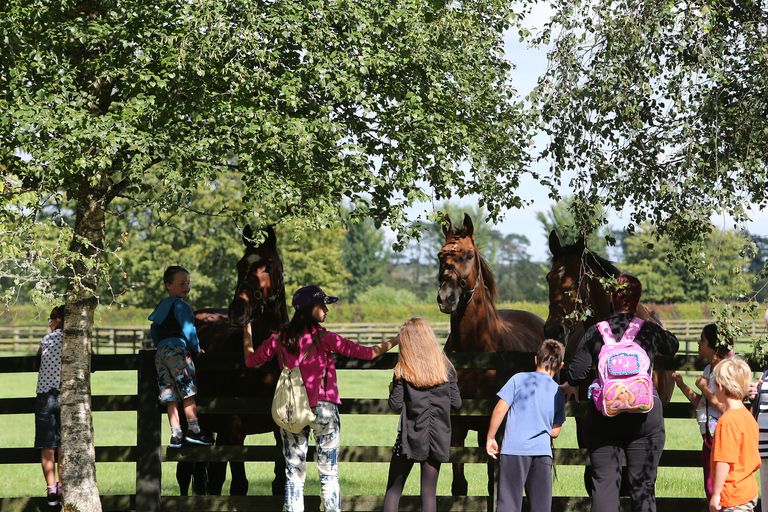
[0,366,721,500]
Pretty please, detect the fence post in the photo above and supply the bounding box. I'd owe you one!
[136,349,162,512]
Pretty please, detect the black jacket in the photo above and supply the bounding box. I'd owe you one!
[389,365,462,462]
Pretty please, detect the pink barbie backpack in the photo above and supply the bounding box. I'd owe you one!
[587,317,653,417]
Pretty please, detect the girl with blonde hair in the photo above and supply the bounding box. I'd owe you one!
[382,318,462,512]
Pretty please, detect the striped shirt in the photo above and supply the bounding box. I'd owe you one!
[754,368,768,458]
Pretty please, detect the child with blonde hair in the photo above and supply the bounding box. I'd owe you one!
[382,318,462,512]
[710,356,760,512]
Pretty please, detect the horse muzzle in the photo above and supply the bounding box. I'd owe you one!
[543,321,567,344]
[437,287,458,313]
[228,298,253,328]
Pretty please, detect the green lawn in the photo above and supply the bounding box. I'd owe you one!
[0,367,729,499]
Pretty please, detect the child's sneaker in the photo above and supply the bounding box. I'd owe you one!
[185,428,214,446]
[46,487,59,506]
[169,433,184,448]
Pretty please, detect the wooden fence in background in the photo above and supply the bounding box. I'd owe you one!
[2,319,763,355]
[0,347,748,512]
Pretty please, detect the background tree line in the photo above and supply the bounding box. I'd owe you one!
[6,188,766,310]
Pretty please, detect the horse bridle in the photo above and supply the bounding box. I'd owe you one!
[235,277,283,318]
[439,244,481,308]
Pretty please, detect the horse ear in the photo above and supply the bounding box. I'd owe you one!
[462,213,474,237]
[442,214,453,238]
[243,225,255,248]
[577,233,587,249]
[263,224,277,249]
[548,229,561,255]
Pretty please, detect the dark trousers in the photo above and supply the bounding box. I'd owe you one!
[497,454,553,512]
[586,427,665,512]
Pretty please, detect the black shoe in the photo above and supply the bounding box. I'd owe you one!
[185,428,214,446]
[47,489,59,507]
[169,434,184,448]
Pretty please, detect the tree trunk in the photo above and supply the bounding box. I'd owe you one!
[61,172,107,512]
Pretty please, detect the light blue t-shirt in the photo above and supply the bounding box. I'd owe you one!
[498,371,566,457]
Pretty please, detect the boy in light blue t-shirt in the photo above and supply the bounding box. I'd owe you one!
[486,339,566,512]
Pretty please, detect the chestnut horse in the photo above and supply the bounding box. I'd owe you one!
[437,214,545,496]
[177,224,289,495]
[543,230,674,492]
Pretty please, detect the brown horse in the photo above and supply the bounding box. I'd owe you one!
[543,230,674,492]
[179,224,289,496]
[437,214,545,496]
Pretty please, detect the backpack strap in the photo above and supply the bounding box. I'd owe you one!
[276,330,322,370]
[596,321,617,345]
[619,317,645,343]
[596,317,645,346]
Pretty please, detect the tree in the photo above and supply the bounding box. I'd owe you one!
[622,225,754,304]
[341,213,386,302]
[532,0,768,341]
[2,3,530,504]
[536,197,612,256]
[535,0,768,247]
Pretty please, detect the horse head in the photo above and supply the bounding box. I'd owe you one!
[543,229,617,350]
[437,213,495,314]
[228,224,288,330]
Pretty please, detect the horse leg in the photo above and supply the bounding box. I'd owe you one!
[229,432,249,496]
[229,460,249,495]
[176,462,193,496]
[477,423,494,498]
[191,462,209,495]
[450,419,469,496]
[272,428,287,495]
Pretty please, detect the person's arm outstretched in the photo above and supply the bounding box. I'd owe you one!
[371,335,400,357]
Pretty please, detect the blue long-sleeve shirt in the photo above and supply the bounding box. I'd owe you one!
[148,297,200,353]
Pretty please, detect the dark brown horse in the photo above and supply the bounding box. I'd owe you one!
[437,214,545,496]
[543,230,674,492]
[178,224,289,496]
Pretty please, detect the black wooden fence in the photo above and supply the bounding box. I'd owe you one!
[0,349,755,512]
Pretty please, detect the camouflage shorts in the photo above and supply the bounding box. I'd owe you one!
[155,345,197,403]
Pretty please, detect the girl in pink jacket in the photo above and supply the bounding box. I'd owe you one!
[243,285,399,512]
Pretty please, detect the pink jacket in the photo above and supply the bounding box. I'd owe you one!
[245,325,376,407]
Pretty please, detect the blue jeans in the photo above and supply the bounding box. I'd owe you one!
[281,401,340,512]
[34,390,61,449]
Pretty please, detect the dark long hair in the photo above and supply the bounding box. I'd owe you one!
[281,306,319,355]
[702,323,733,359]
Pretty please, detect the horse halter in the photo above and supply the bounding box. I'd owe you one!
[235,277,283,317]
[439,246,481,308]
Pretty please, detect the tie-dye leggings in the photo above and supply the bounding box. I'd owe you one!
[280,401,341,512]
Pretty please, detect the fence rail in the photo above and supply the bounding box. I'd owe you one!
[1,319,761,355]
[1,349,758,512]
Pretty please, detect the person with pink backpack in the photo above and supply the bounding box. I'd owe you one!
[560,273,679,512]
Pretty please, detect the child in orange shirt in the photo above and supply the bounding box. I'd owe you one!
[710,356,761,512]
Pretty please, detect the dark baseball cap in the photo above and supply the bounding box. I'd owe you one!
[292,285,339,310]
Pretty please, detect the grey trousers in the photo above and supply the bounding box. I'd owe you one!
[497,454,553,512]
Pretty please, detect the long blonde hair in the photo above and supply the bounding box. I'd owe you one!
[394,317,453,388]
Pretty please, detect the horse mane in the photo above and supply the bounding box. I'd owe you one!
[550,239,620,279]
[477,251,499,302]
[269,249,290,330]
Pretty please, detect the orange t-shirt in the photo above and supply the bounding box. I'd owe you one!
[710,406,761,507]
